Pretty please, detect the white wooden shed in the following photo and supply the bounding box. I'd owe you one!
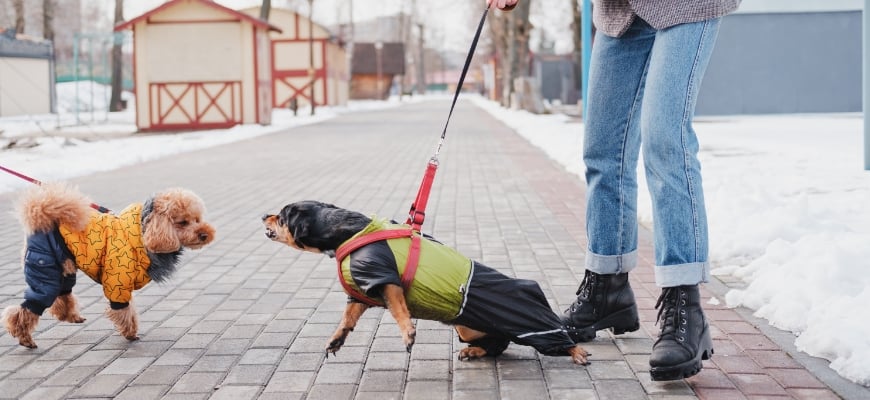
[115,0,280,131]
[240,6,348,109]
[0,30,55,117]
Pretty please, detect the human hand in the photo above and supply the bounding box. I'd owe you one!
[486,0,518,11]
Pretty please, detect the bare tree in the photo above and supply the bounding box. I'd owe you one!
[260,0,271,20]
[13,0,24,34]
[488,0,532,106]
[570,0,581,97]
[109,0,124,111]
[43,0,54,41]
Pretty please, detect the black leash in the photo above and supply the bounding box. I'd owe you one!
[406,6,490,230]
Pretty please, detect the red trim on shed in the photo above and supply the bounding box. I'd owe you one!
[115,0,281,32]
[148,81,242,130]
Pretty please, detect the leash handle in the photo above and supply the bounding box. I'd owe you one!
[433,6,489,159]
[0,164,112,213]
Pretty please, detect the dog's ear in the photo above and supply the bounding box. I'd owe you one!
[142,198,181,253]
[280,203,313,248]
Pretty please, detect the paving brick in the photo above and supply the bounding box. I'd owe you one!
[132,365,188,385]
[453,368,497,391]
[357,370,407,392]
[0,378,40,400]
[98,356,154,375]
[263,371,316,393]
[17,385,74,400]
[548,388,598,400]
[314,362,363,384]
[69,374,133,397]
[223,364,276,385]
[168,372,223,394]
[363,351,409,371]
[787,387,842,400]
[730,373,789,396]
[593,379,647,400]
[499,379,548,399]
[11,360,67,379]
[277,352,325,372]
[408,359,451,381]
[404,381,450,400]
[304,383,357,400]
[744,350,803,369]
[114,385,170,400]
[685,368,737,389]
[712,355,764,375]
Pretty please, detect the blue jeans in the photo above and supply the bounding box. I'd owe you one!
[583,17,721,287]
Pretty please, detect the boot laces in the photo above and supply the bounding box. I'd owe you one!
[568,270,597,314]
[575,270,596,296]
[655,287,688,342]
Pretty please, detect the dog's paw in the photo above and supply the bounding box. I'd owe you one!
[125,335,140,341]
[326,338,345,355]
[18,338,37,349]
[73,316,86,324]
[458,346,487,360]
[568,345,590,365]
[403,328,416,353]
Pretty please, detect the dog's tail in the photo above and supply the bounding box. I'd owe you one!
[16,182,93,234]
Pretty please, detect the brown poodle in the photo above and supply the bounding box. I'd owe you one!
[1,183,215,348]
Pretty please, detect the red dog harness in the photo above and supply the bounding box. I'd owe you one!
[335,228,422,307]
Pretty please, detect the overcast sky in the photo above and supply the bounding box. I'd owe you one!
[117,0,576,54]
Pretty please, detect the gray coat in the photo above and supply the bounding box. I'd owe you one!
[593,0,741,37]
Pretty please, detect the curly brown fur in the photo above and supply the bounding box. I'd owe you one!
[142,188,215,253]
[16,182,92,234]
[48,293,86,323]
[2,306,39,348]
[105,305,139,341]
[8,185,215,347]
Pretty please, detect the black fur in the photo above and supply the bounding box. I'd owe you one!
[141,196,183,283]
[145,250,183,283]
[278,201,371,252]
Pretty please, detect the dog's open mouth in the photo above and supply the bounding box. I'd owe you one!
[265,228,277,239]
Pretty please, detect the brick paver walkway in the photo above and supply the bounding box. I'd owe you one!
[1,99,867,399]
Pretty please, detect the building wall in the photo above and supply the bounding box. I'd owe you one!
[131,2,267,129]
[0,57,51,117]
[696,10,861,115]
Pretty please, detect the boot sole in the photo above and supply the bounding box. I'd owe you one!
[649,325,715,381]
[567,305,640,343]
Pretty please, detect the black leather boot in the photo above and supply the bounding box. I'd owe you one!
[561,270,640,342]
[649,285,714,381]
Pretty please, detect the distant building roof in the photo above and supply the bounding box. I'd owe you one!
[0,29,52,59]
[114,0,281,32]
[352,42,405,75]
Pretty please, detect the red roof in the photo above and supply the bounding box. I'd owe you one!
[114,0,282,32]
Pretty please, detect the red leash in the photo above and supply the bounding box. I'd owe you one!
[0,164,112,213]
[335,8,490,303]
[405,6,489,231]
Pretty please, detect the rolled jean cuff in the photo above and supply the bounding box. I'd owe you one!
[654,262,710,287]
[585,249,638,274]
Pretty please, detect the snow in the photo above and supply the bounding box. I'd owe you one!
[1,81,869,386]
[471,97,870,387]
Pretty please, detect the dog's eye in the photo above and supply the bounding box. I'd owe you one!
[176,220,189,227]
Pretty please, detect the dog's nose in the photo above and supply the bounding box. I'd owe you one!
[199,233,209,242]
